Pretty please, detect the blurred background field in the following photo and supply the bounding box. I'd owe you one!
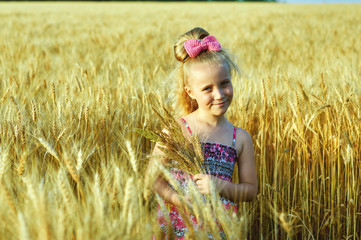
[0,2,360,239]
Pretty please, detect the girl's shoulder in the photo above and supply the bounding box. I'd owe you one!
[175,116,193,140]
[234,127,253,157]
[175,114,194,130]
[176,112,194,122]
[234,127,251,139]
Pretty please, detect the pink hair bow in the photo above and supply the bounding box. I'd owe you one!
[184,35,221,58]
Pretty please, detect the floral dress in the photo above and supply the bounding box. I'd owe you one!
[157,118,238,239]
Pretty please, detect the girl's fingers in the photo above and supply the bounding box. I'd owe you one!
[193,174,202,182]
[199,189,207,195]
[194,175,211,194]
[196,180,206,188]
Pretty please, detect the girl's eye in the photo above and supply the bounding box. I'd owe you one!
[203,87,211,91]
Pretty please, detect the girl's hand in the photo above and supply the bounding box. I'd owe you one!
[193,174,215,195]
[172,194,194,215]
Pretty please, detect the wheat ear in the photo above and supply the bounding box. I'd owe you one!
[37,137,59,161]
[17,152,27,176]
[63,152,79,184]
[31,100,37,123]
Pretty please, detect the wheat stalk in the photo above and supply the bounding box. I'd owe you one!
[17,212,30,240]
[138,105,205,175]
[17,152,27,176]
[63,152,79,184]
[0,89,10,103]
[125,140,138,176]
[1,182,17,215]
[85,106,89,125]
[76,76,82,92]
[111,166,121,206]
[55,127,67,145]
[0,147,10,179]
[51,81,56,105]
[96,87,102,104]
[37,137,59,161]
[65,82,70,103]
[122,177,134,221]
[57,170,73,212]
[76,149,83,173]
[31,100,37,123]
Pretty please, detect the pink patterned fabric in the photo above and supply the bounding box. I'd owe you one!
[184,35,221,58]
[157,118,238,239]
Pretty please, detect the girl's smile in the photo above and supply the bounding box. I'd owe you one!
[213,102,225,106]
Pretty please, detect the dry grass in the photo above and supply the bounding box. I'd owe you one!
[0,2,360,239]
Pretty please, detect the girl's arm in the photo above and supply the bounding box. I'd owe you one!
[193,130,258,202]
[149,140,183,208]
[154,175,183,207]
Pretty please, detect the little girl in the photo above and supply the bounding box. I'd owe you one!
[152,27,257,239]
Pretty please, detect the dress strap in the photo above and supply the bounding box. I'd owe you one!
[180,118,193,136]
[232,127,237,148]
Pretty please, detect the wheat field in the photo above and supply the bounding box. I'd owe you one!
[0,2,360,239]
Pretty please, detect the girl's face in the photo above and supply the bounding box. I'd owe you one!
[185,61,233,117]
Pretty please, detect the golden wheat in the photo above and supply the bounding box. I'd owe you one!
[0,2,360,239]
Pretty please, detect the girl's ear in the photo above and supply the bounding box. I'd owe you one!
[184,86,194,99]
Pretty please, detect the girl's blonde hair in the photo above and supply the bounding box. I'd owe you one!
[173,27,239,115]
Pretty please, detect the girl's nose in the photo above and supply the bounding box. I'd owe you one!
[214,88,224,99]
